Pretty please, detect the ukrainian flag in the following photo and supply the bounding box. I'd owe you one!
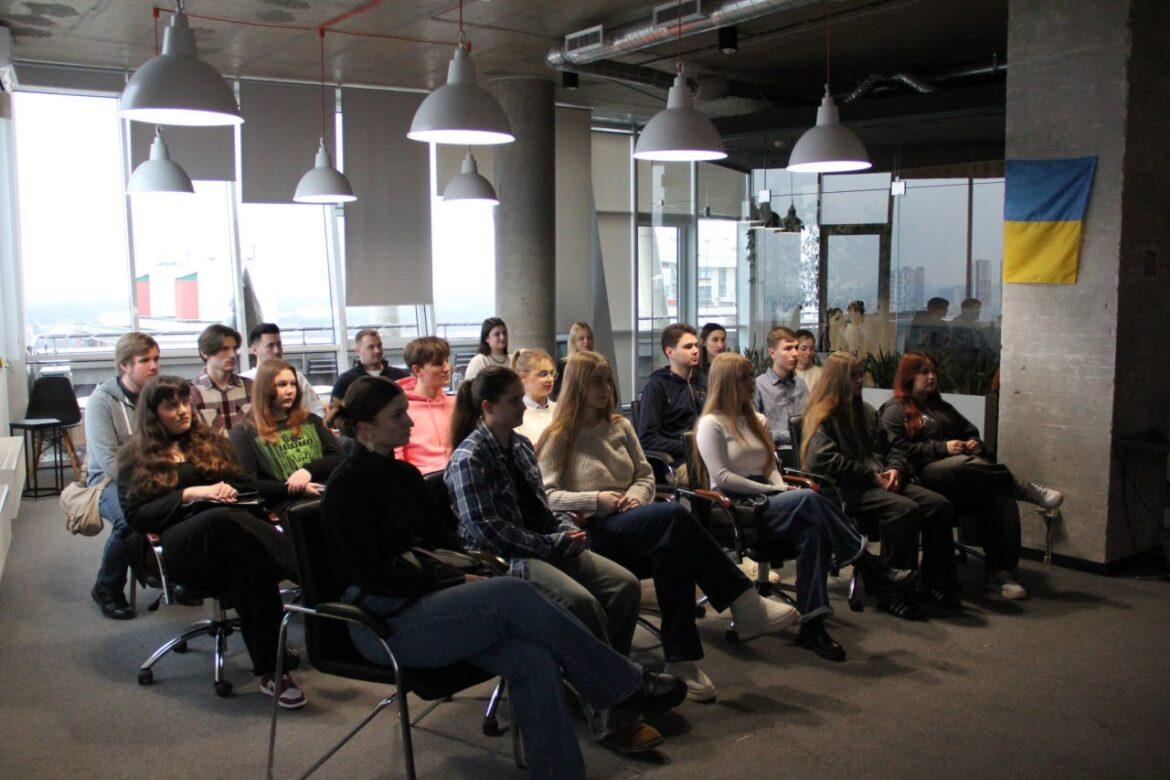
[1003,156,1097,284]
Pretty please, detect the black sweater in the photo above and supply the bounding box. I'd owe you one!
[879,397,982,473]
[636,365,707,463]
[323,448,465,600]
[229,414,343,509]
[805,401,910,489]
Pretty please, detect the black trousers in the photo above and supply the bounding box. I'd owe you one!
[159,508,291,677]
[847,483,958,592]
[919,455,1022,573]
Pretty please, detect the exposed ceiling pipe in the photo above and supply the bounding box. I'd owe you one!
[841,72,935,103]
[562,58,778,103]
[546,0,821,69]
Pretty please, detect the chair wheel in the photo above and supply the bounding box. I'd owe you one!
[483,717,501,737]
[725,629,739,643]
[173,640,188,653]
[214,680,233,698]
[138,668,153,686]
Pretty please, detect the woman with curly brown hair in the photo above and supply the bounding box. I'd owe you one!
[117,376,304,708]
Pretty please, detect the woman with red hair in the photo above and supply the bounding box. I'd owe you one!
[879,352,1063,600]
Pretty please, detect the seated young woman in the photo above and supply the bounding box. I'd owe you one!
[445,366,668,754]
[230,359,343,515]
[696,353,914,661]
[880,352,1063,600]
[464,317,510,381]
[117,376,304,708]
[512,348,557,443]
[325,376,684,778]
[698,322,727,378]
[537,351,798,699]
[801,352,959,620]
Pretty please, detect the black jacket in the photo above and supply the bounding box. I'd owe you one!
[636,365,707,463]
[805,401,910,489]
[879,397,982,473]
[229,414,344,511]
[330,362,410,407]
[323,448,464,600]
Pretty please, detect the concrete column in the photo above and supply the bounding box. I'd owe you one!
[490,78,556,355]
[1000,0,1170,565]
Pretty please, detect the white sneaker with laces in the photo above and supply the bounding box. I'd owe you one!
[664,661,716,703]
[729,589,800,639]
[261,672,307,709]
[1017,481,1064,510]
[737,558,782,586]
[986,571,1028,600]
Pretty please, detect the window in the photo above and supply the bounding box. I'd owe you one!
[821,172,891,225]
[14,92,131,356]
[697,218,741,326]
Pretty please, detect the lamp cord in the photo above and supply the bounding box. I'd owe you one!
[825,0,832,88]
[676,0,683,74]
[318,28,326,142]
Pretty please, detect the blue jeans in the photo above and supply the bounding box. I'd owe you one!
[588,502,752,662]
[353,576,643,780]
[95,481,132,595]
[756,489,865,621]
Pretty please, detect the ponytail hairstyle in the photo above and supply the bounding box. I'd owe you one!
[536,351,618,473]
[250,359,306,443]
[891,351,940,439]
[511,347,554,376]
[118,375,242,502]
[477,317,508,356]
[328,375,404,440]
[698,352,774,478]
[450,365,523,447]
[799,351,866,467]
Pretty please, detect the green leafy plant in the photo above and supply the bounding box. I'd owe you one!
[936,351,999,395]
[740,343,771,376]
[862,349,902,389]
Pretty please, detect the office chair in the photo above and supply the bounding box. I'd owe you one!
[269,500,522,780]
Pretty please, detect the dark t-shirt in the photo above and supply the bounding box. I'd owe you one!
[505,444,551,533]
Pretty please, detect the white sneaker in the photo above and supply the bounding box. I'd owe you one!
[260,672,307,709]
[986,571,1028,600]
[729,589,800,639]
[1017,481,1064,510]
[664,661,716,703]
[738,558,782,586]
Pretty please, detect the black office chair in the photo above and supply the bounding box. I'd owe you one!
[10,375,83,495]
[269,499,521,779]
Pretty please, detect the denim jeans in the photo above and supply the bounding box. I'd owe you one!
[95,481,132,595]
[587,502,752,662]
[353,576,643,780]
[755,489,865,621]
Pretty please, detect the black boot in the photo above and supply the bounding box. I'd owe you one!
[795,616,846,662]
[853,550,916,595]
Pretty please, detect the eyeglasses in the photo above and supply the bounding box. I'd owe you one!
[533,370,556,379]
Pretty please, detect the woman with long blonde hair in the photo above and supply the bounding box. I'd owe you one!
[696,353,913,661]
[512,348,558,443]
[801,352,958,620]
[538,351,799,701]
[552,321,619,402]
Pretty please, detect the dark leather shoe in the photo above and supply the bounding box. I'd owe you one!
[617,670,687,712]
[795,621,846,662]
[92,584,136,620]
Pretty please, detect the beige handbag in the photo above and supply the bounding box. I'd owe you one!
[60,472,111,537]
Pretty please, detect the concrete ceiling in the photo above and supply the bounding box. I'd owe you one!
[1,0,1009,169]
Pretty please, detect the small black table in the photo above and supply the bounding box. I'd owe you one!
[9,418,67,498]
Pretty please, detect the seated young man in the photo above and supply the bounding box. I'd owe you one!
[755,326,809,449]
[330,328,409,413]
[241,322,325,417]
[87,332,160,620]
[396,336,457,473]
[189,323,253,436]
[794,328,823,393]
[635,323,706,481]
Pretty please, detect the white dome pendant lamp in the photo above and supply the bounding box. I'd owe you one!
[119,2,243,127]
[295,31,355,204]
[787,2,870,174]
[127,127,195,196]
[442,150,498,205]
[408,1,513,146]
[633,0,725,162]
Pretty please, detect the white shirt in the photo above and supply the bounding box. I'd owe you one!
[240,365,325,418]
[464,352,509,381]
[516,395,556,445]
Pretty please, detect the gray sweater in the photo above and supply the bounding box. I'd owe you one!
[84,377,137,485]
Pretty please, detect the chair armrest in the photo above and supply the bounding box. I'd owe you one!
[782,475,820,492]
[315,602,393,637]
[692,488,733,510]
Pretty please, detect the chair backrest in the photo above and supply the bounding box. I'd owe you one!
[680,431,705,490]
[422,470,462,538]
[788,414,804,467]
[26,376,81,425]
[283,499,368,669]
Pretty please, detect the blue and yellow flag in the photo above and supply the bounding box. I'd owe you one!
[1003,156,1097,284]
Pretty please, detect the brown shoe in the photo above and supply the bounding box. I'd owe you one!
[600,722,664,754]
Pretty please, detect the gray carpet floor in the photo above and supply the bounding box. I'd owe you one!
[2,495,1169,779]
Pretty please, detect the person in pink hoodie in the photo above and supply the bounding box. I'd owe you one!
[396,336,456,473]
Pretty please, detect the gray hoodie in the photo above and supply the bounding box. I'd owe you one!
[84,377,136,486]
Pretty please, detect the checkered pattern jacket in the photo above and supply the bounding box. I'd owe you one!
[444,421,578,578]
[189,373,253,437]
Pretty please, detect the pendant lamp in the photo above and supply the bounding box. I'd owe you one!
[442,151,498,205]
[127,128,195,196]
[294,31,355,203]
[633,70,726,162]
[120,5,242,127]
[408,2,513,146]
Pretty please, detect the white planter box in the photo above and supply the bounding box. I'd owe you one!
[862,388,986,436]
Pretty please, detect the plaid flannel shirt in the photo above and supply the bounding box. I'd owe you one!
[189,373,254,437]
[444,422,578,578]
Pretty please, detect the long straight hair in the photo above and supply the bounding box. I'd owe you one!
[451,365,522,447]
[698,352,774,478]
[117,376,242,502]
[891,351,940,438]
[477,317,507,356]
[698,322,726,375]
[567,322,594,355]
[537,351,618,474]
[799,351,865,467]
[250,359,306,443]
